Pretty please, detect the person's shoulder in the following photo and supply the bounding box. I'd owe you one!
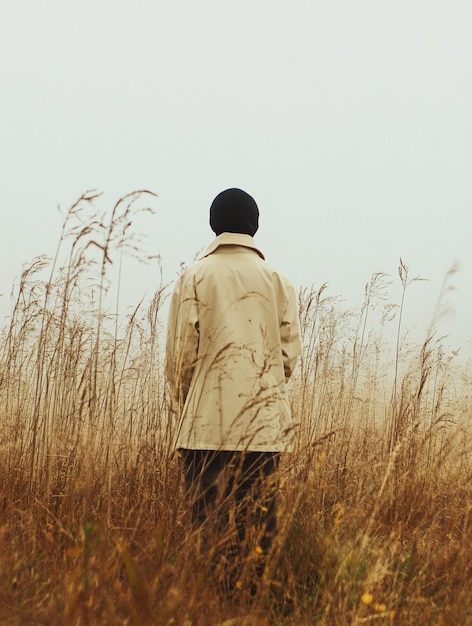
[254,261,295,299]
[262,260,295,286]
[171,261,200,292]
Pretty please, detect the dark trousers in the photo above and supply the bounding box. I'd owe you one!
[179,449,279,583]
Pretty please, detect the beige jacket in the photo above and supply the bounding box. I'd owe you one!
[165,233,302,452]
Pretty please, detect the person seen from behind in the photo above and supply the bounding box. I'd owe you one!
[165,188,302,593]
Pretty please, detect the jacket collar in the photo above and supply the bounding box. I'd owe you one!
[199,232,265,260]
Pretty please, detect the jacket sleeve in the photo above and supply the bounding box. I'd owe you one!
[280,282,302,381]
[165,272,199,410]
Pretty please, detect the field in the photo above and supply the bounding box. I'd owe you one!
[1,193,471,625]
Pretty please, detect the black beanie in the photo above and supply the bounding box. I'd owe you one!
[209,188,259,236]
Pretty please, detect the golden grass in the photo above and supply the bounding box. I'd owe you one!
[1,192,471,625]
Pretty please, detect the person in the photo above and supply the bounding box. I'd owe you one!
[165,188,302,590]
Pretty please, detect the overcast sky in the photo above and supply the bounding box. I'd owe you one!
[1,1,471,357]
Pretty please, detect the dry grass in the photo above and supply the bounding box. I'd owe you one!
[1,192,471,625]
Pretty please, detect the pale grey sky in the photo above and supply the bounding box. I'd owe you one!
[1,1,471,355]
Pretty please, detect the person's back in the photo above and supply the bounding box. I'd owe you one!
[170,232,299,451]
